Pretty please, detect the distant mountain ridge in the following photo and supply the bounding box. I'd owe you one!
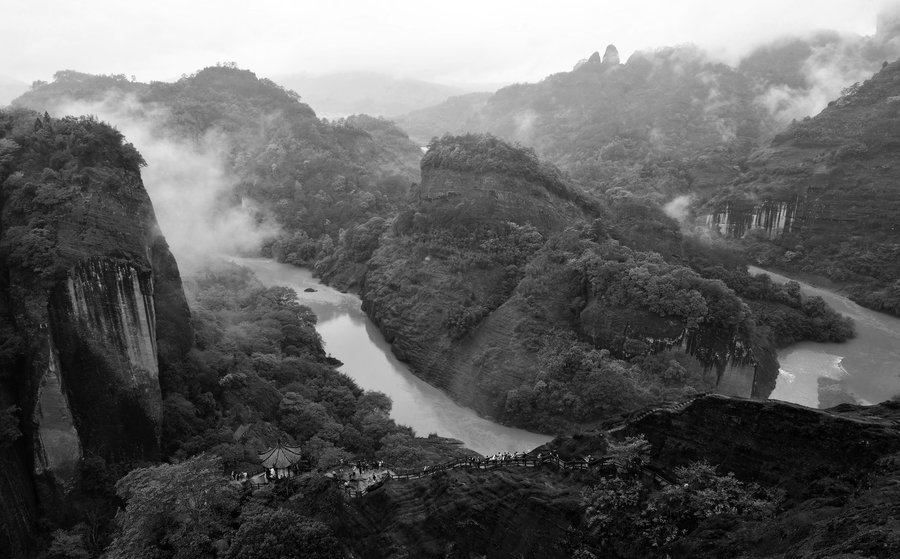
[393,91,493,144]
[394,22,900,205]
[271,71,479,117]
[0,75,29,106]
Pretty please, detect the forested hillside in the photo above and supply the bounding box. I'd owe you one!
[704,58,900,314]
[14,66,424,261]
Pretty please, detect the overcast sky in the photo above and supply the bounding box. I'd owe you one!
[1,0,897,87]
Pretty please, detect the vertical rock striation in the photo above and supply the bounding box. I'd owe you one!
[47,258,164,461]
[705,198,802,239]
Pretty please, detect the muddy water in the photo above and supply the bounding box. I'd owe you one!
[749,266,900,408]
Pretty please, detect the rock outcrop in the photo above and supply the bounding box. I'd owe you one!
[705,198,802,239]
[602,44,620,65]
[0,111,192,556]
[413,149,597,234]
[622,394,900,497]
[349,136,599,421]
[322,135,779,432]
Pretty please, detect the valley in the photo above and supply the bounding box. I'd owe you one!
[3,4,900,558]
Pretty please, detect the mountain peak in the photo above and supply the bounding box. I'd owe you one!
[603,44,621,65]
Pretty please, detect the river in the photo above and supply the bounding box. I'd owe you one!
[749,266,900,408]
[233,258,552,456]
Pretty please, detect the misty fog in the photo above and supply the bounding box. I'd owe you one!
[52,96,279,269]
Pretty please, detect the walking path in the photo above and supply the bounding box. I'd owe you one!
[337,452,607,498]
[244,395,709,497]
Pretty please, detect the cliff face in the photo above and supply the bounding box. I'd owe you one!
[0,111,192,556]
[705,198,802,239]
[46,259,163,461]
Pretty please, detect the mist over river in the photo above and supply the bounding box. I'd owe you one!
[750,266,900,408]
[233,258,552,456]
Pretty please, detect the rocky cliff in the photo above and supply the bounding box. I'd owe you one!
[702,59,900,314]
[0,110,192,556]
[346,136,599,422]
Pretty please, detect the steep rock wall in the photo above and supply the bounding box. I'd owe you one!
[32,335,81,488]
[47,258,163,460]
[578,302,774,397]
[705,198,802,239]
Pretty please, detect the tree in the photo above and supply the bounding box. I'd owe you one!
[227,508,343,559]
[105,454,238,559]
[48,525,91,559]
[0,405,21,448]
[656,460,777,525]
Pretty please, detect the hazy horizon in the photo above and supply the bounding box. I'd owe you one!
[2,0,899,90]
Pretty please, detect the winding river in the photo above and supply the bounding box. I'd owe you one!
[233,258,552,456]
[232,257,899,453]
[749,266,900,408]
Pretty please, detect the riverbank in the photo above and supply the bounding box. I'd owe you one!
[750,265,900,408]
[748,263,846,293]
[232,257,553,456]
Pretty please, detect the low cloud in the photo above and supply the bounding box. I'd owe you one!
[52,95,279,270]
[663,194,693,223]
[754,43,891,124]
[512,109,537,144]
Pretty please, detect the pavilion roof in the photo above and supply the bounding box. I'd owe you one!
[258,443,302,468]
